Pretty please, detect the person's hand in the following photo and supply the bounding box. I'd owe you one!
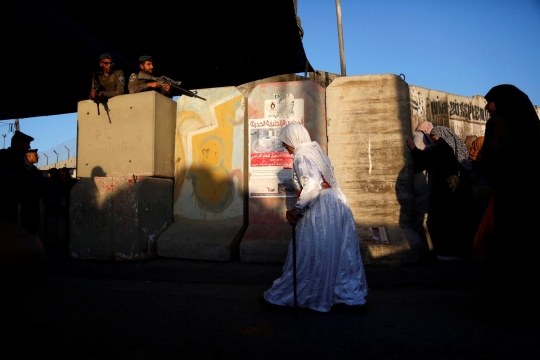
[406,139,416,150]
[286,209,302,225]
[147,82,160,88]
[90,89,96,99]
[162,84,171,93]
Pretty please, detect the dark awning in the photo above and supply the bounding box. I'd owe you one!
[3,0,312,120]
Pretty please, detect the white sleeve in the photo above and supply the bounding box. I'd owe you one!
[293,154,323,211]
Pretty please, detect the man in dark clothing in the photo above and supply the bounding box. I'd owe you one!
[128,55,171,97]
[0,131,34,224]
[20,149,42,235]
[90,53,125,101]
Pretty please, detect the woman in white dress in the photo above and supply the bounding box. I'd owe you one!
[261,123,368,312]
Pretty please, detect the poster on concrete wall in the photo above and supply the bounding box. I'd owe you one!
[248,94,304,198]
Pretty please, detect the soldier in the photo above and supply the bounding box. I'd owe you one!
[90,53,125,101]
[0,131,34,224]
[20,149,42,235]
[128,55,171,97]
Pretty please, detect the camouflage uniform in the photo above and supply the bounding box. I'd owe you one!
[128,71,171,97]
[91,70,125,99]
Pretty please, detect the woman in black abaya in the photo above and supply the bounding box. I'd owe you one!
[480,84,540,329]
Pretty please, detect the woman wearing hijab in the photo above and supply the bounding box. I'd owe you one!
[479,84,540,329]
[408,121,436,232]
[260,123,368,313]
[407,126,477,260]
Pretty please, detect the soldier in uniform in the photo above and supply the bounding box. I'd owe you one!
[128,55,171,97]
[20,149,42,235]
[0,131,34,224]
[90,53,125,101]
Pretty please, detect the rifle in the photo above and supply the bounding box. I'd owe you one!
[137,72,206,101]
[92,71,112,123]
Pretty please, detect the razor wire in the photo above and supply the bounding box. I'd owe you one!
[37,137,77,168]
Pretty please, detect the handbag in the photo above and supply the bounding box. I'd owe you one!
[446,136,461,192]
[447,174,460,192]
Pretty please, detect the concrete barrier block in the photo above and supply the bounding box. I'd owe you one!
[156,219,244,261]
[77,92,176,178]
[70,176,172,260]
[327,74,425,264]
[241,80,326,263]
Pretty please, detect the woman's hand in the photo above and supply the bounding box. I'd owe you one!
[406,139,416,150]
[286,209,302,225]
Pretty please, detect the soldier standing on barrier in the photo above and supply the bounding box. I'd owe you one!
[90,53,125,101]
[128,55,172,97]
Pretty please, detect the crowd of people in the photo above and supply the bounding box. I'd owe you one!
[406,84,540,329]
[260,83,539,331]
[0,130,77,243]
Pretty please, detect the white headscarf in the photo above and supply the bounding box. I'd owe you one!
[278,123,312,148]
[278,123,348,204]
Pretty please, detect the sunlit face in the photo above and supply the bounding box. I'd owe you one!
[26,152,39,164]
[282,142,295,154]
[485,101,496,117]
[140,61,153,74]
[100,58,113,74]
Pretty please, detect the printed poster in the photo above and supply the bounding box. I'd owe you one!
[249,94,304,198]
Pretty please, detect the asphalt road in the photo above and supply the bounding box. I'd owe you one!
[4,246,539,360]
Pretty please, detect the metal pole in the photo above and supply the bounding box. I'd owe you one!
[335,0,346,76]
[53,150,59,164]
[2,133,5,149]
[44,153,48,166]
[64,145,70,159]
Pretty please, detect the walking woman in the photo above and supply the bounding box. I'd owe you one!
[260,123,368,312]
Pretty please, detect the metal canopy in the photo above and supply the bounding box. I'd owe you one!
[3,0,312,120]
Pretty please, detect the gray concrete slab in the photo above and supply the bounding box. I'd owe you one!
[157,219,245,261]
[70,177,173,260]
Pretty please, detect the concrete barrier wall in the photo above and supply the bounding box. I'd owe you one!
[77,92,176,178]
[173,87,245,221]
[409,85,488,138]
[156,87,246,261]
[70,176,172,260]
[70,73,540,264]
[326,74,423,264]
[70,93,176,260]
[240,80,326,263]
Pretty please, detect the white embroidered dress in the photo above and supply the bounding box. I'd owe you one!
[263,124,368,312]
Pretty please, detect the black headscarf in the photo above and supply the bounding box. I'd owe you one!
[484,84,540,139]
[430,126,473,171]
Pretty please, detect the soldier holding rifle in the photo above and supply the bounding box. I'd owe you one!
[128,55,171,97]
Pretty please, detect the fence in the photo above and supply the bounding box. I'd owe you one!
[37,137,77,168]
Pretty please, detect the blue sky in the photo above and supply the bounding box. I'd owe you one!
[5,0,540,154]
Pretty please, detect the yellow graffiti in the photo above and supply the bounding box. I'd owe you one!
[177,95,243,211]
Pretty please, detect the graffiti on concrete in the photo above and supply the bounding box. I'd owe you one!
[175,90,244,219]
[448,100,487,121]
[410,85,489,138]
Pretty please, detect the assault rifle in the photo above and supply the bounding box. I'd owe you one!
[137,72,206,101]
[92,71,111,123]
